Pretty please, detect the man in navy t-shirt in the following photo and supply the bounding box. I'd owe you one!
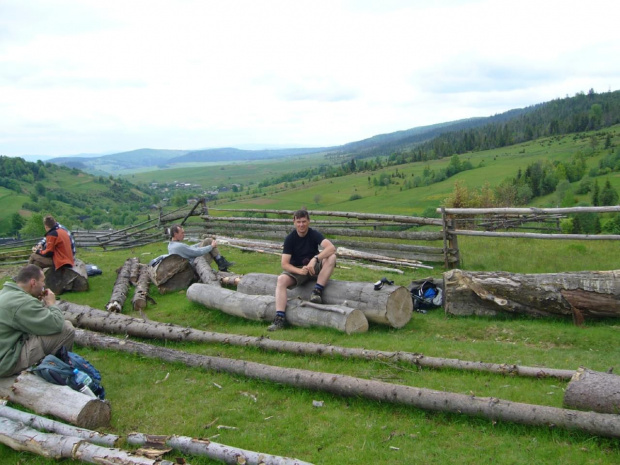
[267,209,336,331]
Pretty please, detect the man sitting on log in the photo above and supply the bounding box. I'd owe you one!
[268,209,337,331]
[168,224,234,272]
[29,215,75,271]
[0,264,75,377]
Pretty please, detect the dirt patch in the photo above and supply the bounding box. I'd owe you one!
[0,265,22,282]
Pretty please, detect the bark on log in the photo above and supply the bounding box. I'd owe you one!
[74,329,620,439]
[127,432,314,465]
[44,258,89,295]
[106,257,135,312]
[186,283,369,334]
[129,257,141,285]
[0,403,119,447]
[0,372,111,429]
[0,417,174,465]
[193,255,220,286]
[336,246,432,269]
[132,263,153,312]
[148,254,196,294]
[564,368,620,414]
[58,300,576,380]
[443,269,620,320]
[237,273,412,328]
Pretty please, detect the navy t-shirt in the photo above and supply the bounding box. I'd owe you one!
[283,228,325,267]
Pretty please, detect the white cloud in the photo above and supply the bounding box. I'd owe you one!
[1,0,619,156]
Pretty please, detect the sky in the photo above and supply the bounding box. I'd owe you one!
[1,0,619,158]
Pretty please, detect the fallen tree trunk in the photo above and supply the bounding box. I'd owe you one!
[127,432,314,465]
[443,269,620,320]
[564,367,620,414]
[148,254,196,294]
[186,283,369,334]
[58,300,575,380]
[44,258,89,295]
[106,257,136,312]
[336,246,432,269]
[193,255,220,285]
[0,417,174,465]
[0,402,119,447]
[237,273,412,328]
[0,372,110,429]
[74,329,620,439]
[132,263,153,312]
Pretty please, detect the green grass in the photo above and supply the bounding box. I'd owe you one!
[1,237,618,464]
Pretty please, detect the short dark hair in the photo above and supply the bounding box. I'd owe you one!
[15,264,44,284]
[43,215,57,228]
[293,209,309,220]
[170,224,183,238]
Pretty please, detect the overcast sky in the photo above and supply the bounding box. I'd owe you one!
[1,0,619,158]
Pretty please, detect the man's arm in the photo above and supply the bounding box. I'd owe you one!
[280,253,299,274]
[13,299,65,336]
[38,233,57,257]
[168,241,213,259]
[315,239,336,261]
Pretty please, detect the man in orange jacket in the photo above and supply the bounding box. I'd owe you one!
[29,215,75,270]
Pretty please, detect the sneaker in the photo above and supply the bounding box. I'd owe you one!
[310,289,323,304]
[267,314,287,331]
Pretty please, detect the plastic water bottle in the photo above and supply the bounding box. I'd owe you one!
[73,368,96,398]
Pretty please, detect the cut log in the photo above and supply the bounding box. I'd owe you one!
[443,269,620,320]
[58,300,576,380]
[193,255,220,286]
[148,254,196,294]
[336,246,432,269]
[106,257,135,312]
[132,263,153,312]
[186,283,369,334]
[74,329,620,440]
[0,417,174,465]
[564,368,620,414]
[0,372,110,429]
[44,258,89,295]
[129,256,141,285]
[237,273,412,328]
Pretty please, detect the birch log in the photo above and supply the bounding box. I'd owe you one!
[564,368,620,414]
[0,372,110,428]
[74,330,620,439]
[237,273,412,328]
[44,258,89,295]
[193,255,220,285]
[443,269,620,320]
[148,254,196,294]
[106,257,135,312]
[0,417,175,465]
[132,263,152,311]
[186,283,369,334]
[58,300,576,380]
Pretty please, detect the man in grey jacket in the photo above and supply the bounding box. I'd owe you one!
[0,264,75,377]
[168,224,234,271]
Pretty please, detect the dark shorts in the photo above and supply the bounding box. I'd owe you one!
[282,259,322,289]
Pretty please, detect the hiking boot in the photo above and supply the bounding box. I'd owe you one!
[215,256,234,272]
[267,314,287,331]
[310,288,323,304]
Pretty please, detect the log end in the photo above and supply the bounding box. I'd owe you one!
[344,309,369,334]
[385,286,413,328]
[75,399,112,429]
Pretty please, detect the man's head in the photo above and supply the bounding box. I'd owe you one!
[170,224,185,241]
[293,209,310,237]
[15,264,46,297]
[43,215,57,231]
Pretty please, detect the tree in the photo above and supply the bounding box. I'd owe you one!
[592,180,600,206]
[20,213,45,238]
[599,179,619,206]
[9,213,25,236]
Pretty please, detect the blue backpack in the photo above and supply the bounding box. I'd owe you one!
[30,347,106,399]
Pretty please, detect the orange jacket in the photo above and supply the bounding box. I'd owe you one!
[38,225,75,270]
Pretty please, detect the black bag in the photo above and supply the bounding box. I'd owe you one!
[410,280,443,312]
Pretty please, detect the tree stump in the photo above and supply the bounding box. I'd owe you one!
[237,273,412,328]
[148,254,196,294]
[44,258,89,295]
[564,367,620,414]
[443,269,620,320]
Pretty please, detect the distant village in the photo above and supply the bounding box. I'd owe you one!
[149,181,242,205]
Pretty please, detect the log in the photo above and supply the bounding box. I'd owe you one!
[132,263,153,312]
[74,329,620,439]
[148,254,196,294]
[186,283,369,334]
[0,417,174,465]
[44,258,89,295]
[127,432,314,465]
[106,257,135,312]
[193,255,220,286]
[0,402,119,447]
[443,269,620,320]
[0,372,111,429]
[564,368,620,414]
[336,246,432,269]
[237,273,412,328]
[58,300,576,380]
[129,257,141,284]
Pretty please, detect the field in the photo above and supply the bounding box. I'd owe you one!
[0,232,618,464]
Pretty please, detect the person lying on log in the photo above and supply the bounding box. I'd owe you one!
[168,224,234,272]
[268,209,337,331]
[29,215,75,271]
[0,264,75,377]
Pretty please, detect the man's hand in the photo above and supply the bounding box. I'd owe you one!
[41,288,56,307]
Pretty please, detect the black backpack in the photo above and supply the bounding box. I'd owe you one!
[410,280,443,312]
